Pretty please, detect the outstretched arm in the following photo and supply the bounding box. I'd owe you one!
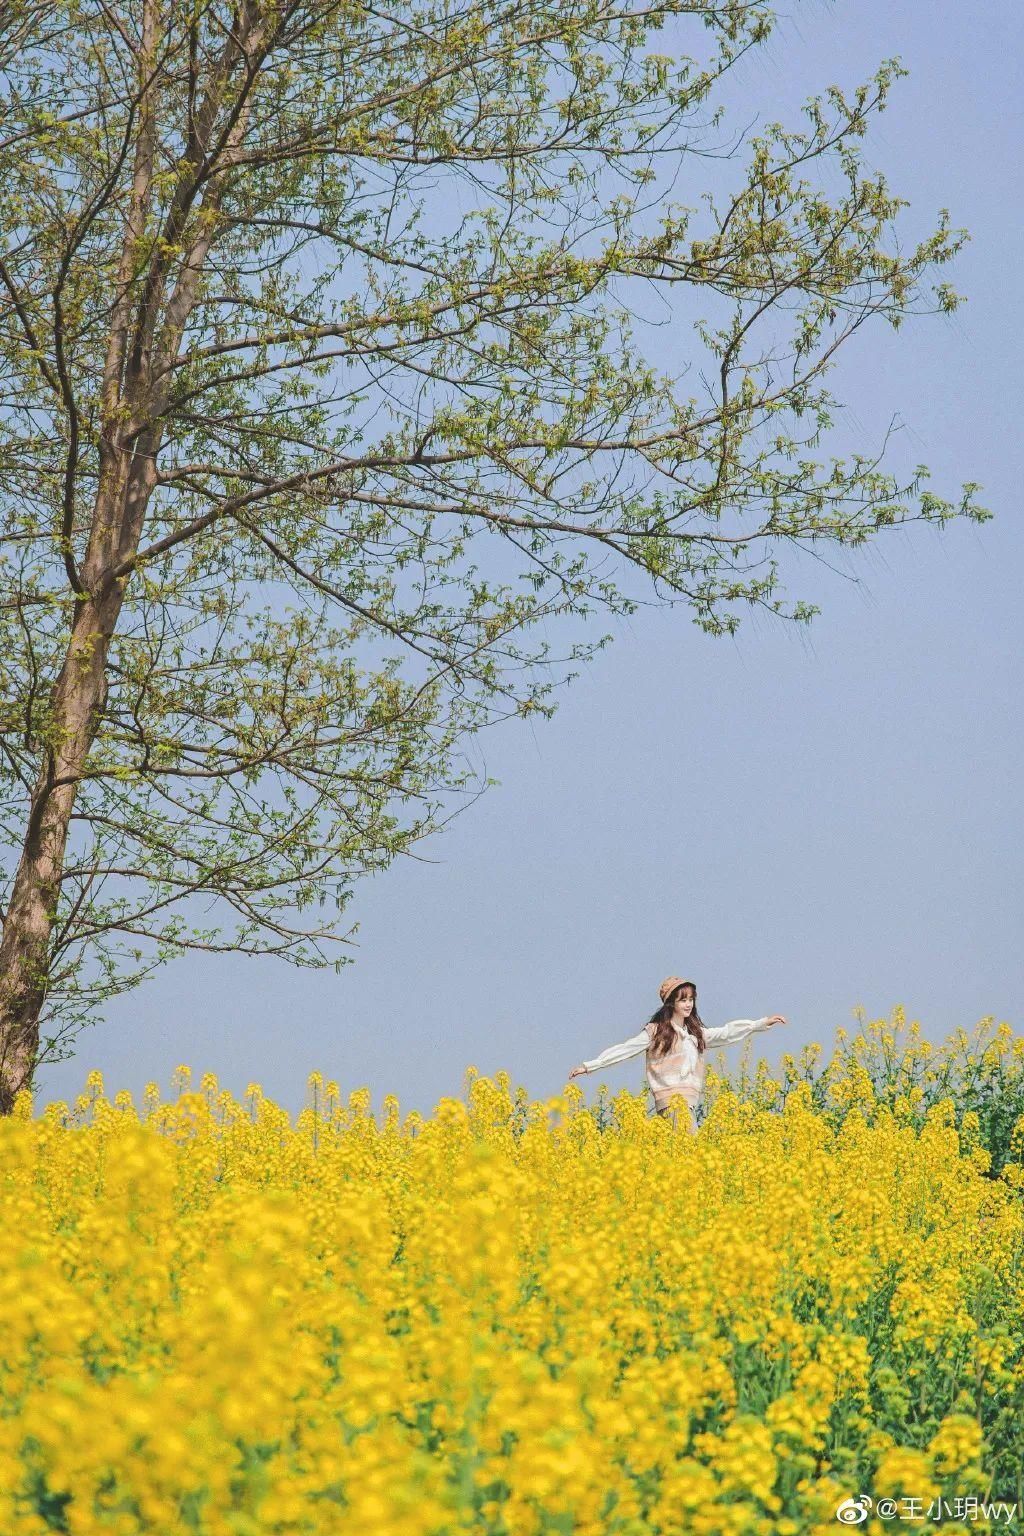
[568,1028,650,1078]
[702,1015,784,1049]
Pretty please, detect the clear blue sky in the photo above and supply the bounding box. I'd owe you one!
[40,0,1022,1116]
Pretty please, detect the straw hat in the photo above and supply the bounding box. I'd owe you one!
[659,976,696,1004]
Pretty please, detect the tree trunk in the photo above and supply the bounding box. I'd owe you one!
[0,589,125,1109]
[0,439,152,1110]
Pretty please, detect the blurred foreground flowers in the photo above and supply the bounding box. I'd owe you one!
[2,1010,1023,1535]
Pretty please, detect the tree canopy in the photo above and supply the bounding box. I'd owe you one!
[0,0,987,1107]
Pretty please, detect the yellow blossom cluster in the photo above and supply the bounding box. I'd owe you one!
[2,1025,1023,1535]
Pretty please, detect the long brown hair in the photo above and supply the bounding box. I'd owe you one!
[648,981,705,1059]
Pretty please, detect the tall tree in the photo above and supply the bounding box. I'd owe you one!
[0,0,986,1109]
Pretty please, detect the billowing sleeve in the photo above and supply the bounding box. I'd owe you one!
[582,1027,650,1074]
[702,1017,771,1049]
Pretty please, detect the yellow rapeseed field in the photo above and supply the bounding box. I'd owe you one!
[2,1011,1023,1536]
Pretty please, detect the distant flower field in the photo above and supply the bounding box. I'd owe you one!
[2,1011,1023,1535]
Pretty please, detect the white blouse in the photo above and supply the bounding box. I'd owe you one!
[582,1016,772,1104]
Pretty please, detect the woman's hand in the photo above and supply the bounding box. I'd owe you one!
[764,1014,787,1027]
[567,1064,588,1079]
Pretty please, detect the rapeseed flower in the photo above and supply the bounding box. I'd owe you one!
[1,1014,1021,1533]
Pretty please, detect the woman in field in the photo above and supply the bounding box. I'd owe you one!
[568,976,786,1133]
